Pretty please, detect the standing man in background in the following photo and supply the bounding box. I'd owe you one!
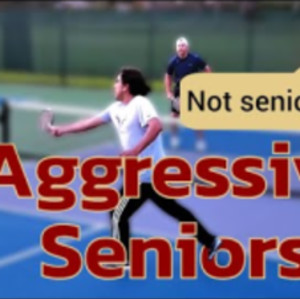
[164,37,212,151]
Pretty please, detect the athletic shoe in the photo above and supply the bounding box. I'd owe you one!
[170,135,180,149]
[208,237,222,260]
[102,263,130,270]
[195,139,207,152]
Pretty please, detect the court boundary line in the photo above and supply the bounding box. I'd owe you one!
[9,100,177,124]
[0,223,106,269]
[10,99,300,135]
[0,216,281,271]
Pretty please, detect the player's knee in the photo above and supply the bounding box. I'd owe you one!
[179,210,196,222]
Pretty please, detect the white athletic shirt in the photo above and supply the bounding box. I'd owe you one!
[98,95,165,182]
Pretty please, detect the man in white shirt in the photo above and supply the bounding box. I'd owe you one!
[46,67,221,265]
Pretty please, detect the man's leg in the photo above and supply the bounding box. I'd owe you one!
[195,130,207,152]
[170,98,180,149]
[148,184,215,248]
[170,98,206,152]
[111,185,148,260]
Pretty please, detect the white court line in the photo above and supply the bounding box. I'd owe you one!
[0,223,106,269]
[0,204,97,226]
[0,220,280,270]
[9,99,300,134]
[9,100,96,116]
[9,100,176,124]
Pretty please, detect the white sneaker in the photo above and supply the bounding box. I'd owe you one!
[195,139,207,152]
[170,136,180,149]
[103,263,130,271]
[208,237,222,260]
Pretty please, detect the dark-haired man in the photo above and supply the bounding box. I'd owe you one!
[46,67,221,267]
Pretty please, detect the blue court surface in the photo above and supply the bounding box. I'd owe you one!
[0,128,300,298]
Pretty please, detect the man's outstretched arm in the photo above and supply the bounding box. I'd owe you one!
[47,115,107,137]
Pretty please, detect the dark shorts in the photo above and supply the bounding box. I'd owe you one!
[171,97,180,115]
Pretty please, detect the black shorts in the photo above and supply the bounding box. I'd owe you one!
[171,97,180,115]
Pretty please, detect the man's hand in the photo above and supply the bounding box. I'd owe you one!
[171,98,180,113]
[164,73,174,101]
[166,91,175,101]
[47,125,63,137]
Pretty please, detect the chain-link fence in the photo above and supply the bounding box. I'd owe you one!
[0,8,299,81]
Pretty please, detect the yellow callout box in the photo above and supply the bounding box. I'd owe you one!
[180,69,300,130]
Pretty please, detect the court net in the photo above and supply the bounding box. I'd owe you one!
[4,98,300,161]
[2,99,178,160]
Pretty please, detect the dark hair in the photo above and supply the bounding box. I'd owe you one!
[120,67,151,96]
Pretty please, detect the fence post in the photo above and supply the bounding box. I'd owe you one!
[243,3,256,72]
[245,16,255,72]
[59,9,67,86]
[147,9,155,80]
[0,98,9,143]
